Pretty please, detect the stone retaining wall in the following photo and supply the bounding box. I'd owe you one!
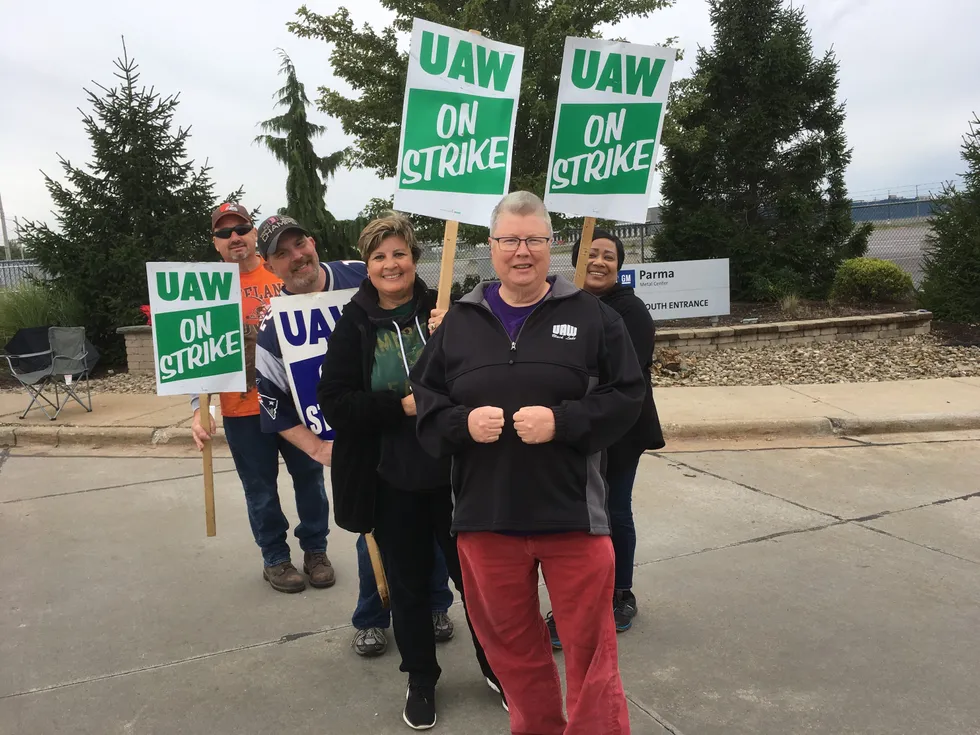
[658,311,932,352]
[117,326,154,375]
[117,311,934,372]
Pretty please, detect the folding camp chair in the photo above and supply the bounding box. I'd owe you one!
[1,326,58,420]
[48,327,93,419]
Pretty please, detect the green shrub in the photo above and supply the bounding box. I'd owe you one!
[0,283,84,348]
[829,258,914,304]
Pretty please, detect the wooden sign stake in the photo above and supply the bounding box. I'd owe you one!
[573,216,597,288]
[200,394,216,537]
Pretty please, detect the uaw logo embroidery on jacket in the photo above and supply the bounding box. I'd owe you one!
[552,324,578,341]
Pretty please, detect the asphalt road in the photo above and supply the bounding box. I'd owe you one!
[2,432,978,734]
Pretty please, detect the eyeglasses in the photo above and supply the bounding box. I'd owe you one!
[213,224,253,239]
[490,236,552,252]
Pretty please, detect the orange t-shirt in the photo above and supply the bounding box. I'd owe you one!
[219,261,284,418]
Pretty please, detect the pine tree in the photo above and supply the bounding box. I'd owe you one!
[656,0,871,300]
[255,50,349,260]
[18,41,221,357]
[288,0,670,230]
[920,114,980,322]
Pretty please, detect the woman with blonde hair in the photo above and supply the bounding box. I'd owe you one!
[317,213,502,730]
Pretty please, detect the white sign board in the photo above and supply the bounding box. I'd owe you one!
[146,262,246,396]
[269,289,357,440]
[545,37,675,223]
[618,259,730,320]
[393,18,524,226]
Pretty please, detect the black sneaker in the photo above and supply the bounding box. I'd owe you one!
[613,590,638,632]
[404,680,437,730]
[432,611,454,643]
[486,675,509,713]
[545,611,562,650]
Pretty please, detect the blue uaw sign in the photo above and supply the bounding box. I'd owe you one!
[269,289,356,440]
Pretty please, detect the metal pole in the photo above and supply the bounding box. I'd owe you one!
[0,191,11,261]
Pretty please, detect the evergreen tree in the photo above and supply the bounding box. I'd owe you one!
[288,0,670,235]
[255,50,349,260]
[18,41,220,356]
[920,114,980,322]
[656,0,870,300]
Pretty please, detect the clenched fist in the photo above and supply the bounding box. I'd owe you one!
[468,406,505,443]
[513,406,556,445]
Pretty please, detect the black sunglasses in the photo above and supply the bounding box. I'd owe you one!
[213,224,253,239]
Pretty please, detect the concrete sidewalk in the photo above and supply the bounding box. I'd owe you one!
[2,377,980,449]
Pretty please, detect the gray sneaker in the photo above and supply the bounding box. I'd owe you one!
[262,561,306,593]
[352,627,387,657]
[432,611,454,643]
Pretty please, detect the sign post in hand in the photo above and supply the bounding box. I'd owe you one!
[573,217,596,288]
[147,262,247,537]
[200,394,217,537]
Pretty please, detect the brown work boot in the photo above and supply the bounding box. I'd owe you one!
[303,551,336,589]
[263,561,306,593]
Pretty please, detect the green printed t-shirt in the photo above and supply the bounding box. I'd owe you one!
[370,303,426,397]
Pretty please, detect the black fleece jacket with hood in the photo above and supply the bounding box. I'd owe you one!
[410,275,644,535]
[317,276,448,534]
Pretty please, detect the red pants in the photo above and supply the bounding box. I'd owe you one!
[457,532,630,735]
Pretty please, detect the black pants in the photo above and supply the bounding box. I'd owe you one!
[373,480,495,686]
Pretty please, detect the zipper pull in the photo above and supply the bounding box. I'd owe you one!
[511,341,517,351]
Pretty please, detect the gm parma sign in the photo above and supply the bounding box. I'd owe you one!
[618,259,730,320]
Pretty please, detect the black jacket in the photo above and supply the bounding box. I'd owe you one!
[411,276,644,535]
[317,276,449,533]
[600,284,665,452]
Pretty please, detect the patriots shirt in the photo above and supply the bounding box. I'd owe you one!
[256,260,366,434]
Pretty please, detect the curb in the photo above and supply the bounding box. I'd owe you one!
[3,413,979,450]
[662,417,834,440]
[0,424,227,449]
[830,412,980,436]
[661,412,980,441]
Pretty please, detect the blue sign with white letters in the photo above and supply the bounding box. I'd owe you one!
[270,289,359,440]
[618,269,636,288]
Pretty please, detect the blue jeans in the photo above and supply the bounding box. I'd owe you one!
[352,533,454,630]
[223,414,330,567]
[606,445,642,591]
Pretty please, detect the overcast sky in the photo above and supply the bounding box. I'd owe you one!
[1,0,976,237]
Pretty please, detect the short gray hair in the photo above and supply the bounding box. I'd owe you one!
[489,191,553,236]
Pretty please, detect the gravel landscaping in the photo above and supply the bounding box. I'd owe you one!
[653,335,980,387]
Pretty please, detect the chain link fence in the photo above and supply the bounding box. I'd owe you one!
[0,260,46,290]
[852,200,934,286]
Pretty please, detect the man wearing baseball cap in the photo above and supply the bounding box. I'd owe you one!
[191,204,336,594]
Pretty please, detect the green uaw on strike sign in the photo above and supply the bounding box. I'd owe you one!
[545,38,675,223]
[394,19,524,226]
[146,263,246,396]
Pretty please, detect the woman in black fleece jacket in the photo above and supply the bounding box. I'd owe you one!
[316,214,502,730]
[563,229,665,639]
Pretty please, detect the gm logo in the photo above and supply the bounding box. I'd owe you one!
[618,270,636,288]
